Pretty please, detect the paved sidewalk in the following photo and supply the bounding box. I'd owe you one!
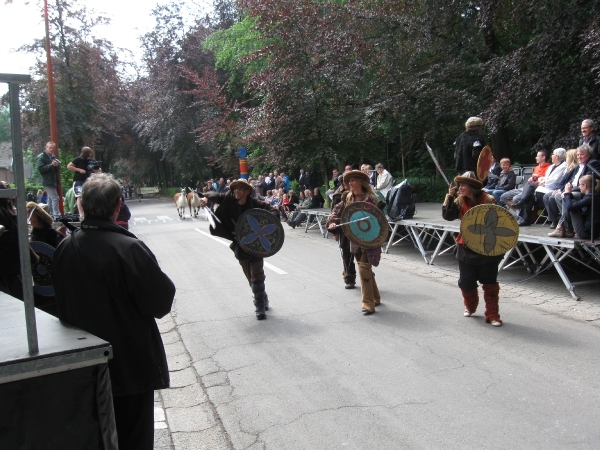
[154,313,232,450]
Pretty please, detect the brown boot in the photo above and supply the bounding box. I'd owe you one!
[461,289,479,316]
[564,228,575,238]
[482,283,502,326]
[548,225,564,238]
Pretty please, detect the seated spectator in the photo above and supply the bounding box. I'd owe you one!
[288,190,299,210]
[563,175,600,239]
[564,175,600,239]
[483,158,516,206]
[543,149,578,228]
[286,190,314,228]
[26,202,65,248]
[26,189,37,202]
[500,149,554,225]
[264,190,274,204]
[548,144,600,237]
[313,188,325,208]
[40,190,48,204]
[482,156,502,190]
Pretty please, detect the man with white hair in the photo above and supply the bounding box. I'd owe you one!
[375,163,393,197]
[579,119,599,160]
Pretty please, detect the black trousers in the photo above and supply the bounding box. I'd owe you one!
[113,390,155,450]
[457,260,499,291]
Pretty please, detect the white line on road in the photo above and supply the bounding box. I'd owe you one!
[195,228,288,275]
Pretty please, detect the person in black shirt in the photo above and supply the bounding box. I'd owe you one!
[67,147,97,217]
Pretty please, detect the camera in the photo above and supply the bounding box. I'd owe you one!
[87,159,101,171]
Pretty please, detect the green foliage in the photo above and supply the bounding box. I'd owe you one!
[204,16,269,100]
[0,106,10,142]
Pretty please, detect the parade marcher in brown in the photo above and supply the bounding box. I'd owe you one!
[327,171,382,315]
[442,172,503,327]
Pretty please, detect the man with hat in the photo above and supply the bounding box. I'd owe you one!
[442,171,504,327]
[199,178,280,320]
[454,117,485,174]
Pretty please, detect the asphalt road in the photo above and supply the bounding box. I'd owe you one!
[129,198,600,449]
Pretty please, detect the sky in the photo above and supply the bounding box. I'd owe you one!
[0,0,210,93]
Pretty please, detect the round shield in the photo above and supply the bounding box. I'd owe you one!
[340,201,389,249]
[30,241,55,297]
[460,204,519,256]
[476,146,493,181]
[235,209,285,258]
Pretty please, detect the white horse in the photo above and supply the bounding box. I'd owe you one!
[174,187,188,218]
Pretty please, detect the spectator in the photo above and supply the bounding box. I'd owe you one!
[482,156,502,190]
[36,189,43,203]
[375,163,393,197]
[274,171,284,190]
[0,181,24,299]
[362,164,377,187]
[455,117,485,173]
[26,202,64,248]
[282,172,291,190]
[564,175,600,239]
[26,189,36,202]
[483,158,516,206]
[543,149,578,229]
[53,173,175,450]
[63,187,78,215]
[500,150,552,225]
[312,187,325,208]
[36,141,61,218]
[116,195,132,230]
[326,168,341,199]
[265,172,276,191]
[548,144,600,237]
[298,169,309,191]
[286,190,313,228]
[66,146,97,218]
[579,119,599,160]
[40,190,48,204]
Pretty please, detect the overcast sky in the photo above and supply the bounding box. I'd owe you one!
[0,0,209,93]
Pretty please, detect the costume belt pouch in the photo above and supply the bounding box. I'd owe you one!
[340,201,389,249]
[460,204,519,256]
[235,209,285,258]
[30,241,55,296]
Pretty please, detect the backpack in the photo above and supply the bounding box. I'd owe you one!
[385,180,416,221]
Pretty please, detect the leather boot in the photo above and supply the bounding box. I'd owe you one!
[482,283,502,326]
[548,225,564,238]
[251,282,267,320]
[461,289,479,316]
[250,283,269,310]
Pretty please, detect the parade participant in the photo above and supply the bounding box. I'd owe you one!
[53,173,175,449]
[26,202,64,248]
[199,179,280,320]
[327,170,381,315]
[442,171,503,327]
[455,117,485,173]
[330,178,356,289]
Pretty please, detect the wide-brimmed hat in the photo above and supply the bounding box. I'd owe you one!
[343,170,370,185]
[465,116,483,130]
[26,201,54,226]
[229,179,253,192]
[454,171,483,190]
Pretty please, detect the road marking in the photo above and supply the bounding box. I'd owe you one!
[157,216,172,221]
[134,217,148,222]
[195,229,288,275]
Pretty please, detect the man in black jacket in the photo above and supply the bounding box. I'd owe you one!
[53,173,175,450]
[200,179,279,320]
[455,117,485,173]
